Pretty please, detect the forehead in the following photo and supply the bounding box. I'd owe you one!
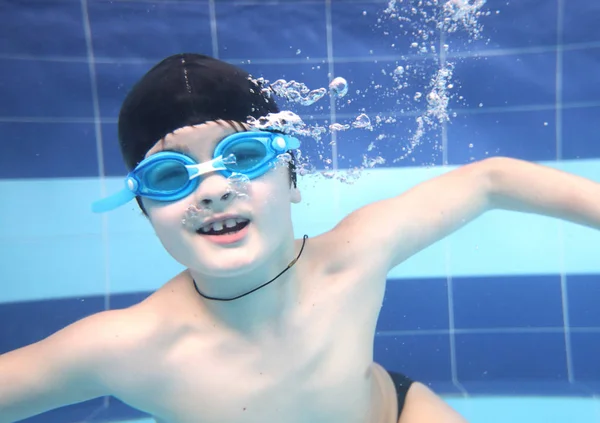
[145,121,247,158]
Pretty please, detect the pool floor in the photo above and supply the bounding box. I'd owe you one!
[117,395,600,423]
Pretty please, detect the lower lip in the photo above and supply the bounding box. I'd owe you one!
[201,223,250,245]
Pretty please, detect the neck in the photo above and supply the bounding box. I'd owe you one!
[189,236,304,334]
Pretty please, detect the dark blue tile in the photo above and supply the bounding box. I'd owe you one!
[216,2,327,61]
[562,106,600,160]
[563,0,600,44]
[0,59,94,117]
[444,0,558,53]
[95,61,158,118]
[562,48,600,103]
[331,2,417,58]
[333,59,439,116]
[446,109,556,164]
[450,53,556,109]
[453,275,563,329]
[0,122,99,178]
[455,332,568,381]
[377,278,449,331]
[571,332,600,381]
[568,275,600,327]
[336,114,443,169]
[374,333,452,382]
[0,296,105,354]
[0,0,87,56]
[16,398,108,423]
[88,1,211,59]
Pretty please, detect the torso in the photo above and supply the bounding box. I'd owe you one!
[101,236,396,423]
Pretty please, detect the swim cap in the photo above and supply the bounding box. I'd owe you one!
[118,53,280,171]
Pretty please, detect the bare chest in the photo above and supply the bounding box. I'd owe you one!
[118,273,386,423]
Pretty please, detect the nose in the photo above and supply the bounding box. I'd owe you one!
[192,173,235,210]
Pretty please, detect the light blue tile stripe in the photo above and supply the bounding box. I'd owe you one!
[0,159,598,302]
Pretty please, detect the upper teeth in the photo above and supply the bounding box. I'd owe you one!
[200,218,248,233]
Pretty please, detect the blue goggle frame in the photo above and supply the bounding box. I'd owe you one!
[92,131,300,213]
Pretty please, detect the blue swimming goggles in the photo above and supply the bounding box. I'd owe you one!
[92,131,300,213]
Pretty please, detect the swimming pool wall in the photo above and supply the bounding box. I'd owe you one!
[1,1,599,422]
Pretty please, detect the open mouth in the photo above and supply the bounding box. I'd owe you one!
[196,218,250,236]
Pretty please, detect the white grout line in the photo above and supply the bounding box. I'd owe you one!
[378,326,570,337]
[208,0,219,59]
[2,40,600,66]
[80,0,112,316]
[324,0,341,219]
[325,0,338,170]
[554,0,574,384]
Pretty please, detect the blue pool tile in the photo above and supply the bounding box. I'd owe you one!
[88,1,211,59]
[444,0,558,53]
[0,0,87,57]
[562,106,600,160]
[333,58,439,117]
[377,278,449,332]
[0,122,99,178]
[453,275,563,329]
[455,332,568,382]
[0,296,105,354]
[16,398,108,423]
[567,275,600,327]
[374,333,452,383]
[450,53,556,109]
[563,0,600,44]
[571,332,600,381]
[562,48,600,104]
[95,61,160,118]
[331,2,416,58]
[336,115,444,169]
[0,59,94,118]
[216,2,327,61]
[446,109,556,164]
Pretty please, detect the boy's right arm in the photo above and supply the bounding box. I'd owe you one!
[0,311,119,423]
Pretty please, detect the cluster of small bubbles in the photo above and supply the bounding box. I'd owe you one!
[329,123,351,132]
[227,174,250,199]
[275,153,293,169]
[182,204,211,231]
[363,154,386,168]
[222,153,237,166]
[352,113,373,130]
[269,79,327,106]
[329,77,349,97]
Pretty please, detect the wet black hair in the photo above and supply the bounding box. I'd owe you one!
[117,53,297,213]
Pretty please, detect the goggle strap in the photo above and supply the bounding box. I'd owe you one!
[91,188,136,213]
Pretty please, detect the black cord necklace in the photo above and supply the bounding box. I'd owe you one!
[192,235,308,302]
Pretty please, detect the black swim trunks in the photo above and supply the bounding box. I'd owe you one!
[387,371,414,420]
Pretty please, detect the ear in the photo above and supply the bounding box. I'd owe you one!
[290,186,301,204]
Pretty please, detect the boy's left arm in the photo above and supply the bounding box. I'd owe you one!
[329,156,600,272]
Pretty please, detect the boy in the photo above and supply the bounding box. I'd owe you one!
[0,53,599,423]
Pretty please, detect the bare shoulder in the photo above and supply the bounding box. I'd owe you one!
[399,382,468,423]
[304,228,389,278]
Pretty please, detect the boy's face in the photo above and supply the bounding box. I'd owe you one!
[142,121,301,277]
